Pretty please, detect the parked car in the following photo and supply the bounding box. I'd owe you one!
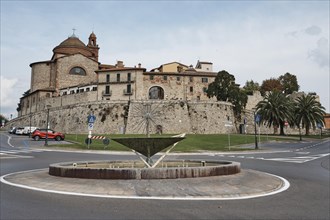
[32,129,65,141]
[15,127,25,135]
[23,126,39,135]
[8,127,16,134]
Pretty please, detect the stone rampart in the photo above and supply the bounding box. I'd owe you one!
[7,100,236,134]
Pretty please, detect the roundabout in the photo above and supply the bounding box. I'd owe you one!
[1,168,289,200]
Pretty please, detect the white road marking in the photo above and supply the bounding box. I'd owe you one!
[3,134,15,147]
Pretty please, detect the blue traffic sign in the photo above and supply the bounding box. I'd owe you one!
[88,114,96,123]
[255,114,261,123]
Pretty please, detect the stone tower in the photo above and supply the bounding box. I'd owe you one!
[87,32,99,62]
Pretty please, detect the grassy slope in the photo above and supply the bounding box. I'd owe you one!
[61,133,313,152]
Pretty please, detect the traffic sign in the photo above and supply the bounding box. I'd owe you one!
[255,114,261,123]
[88,123,94,131]
[87,114,96,123]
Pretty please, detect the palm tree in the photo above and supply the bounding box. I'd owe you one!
[256,91,293,135]
[294,94,325,135]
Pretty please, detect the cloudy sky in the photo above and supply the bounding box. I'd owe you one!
[1,1,329,118]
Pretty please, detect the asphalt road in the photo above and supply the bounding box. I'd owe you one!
[0,132,329,220]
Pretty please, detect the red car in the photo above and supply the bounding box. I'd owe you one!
[32,129,65,141]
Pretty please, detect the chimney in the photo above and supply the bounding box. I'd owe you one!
[138,63,141,68]
[116,60,124,68]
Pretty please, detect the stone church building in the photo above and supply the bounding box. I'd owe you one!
[18,32,221,118]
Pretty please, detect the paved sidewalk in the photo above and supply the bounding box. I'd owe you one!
[2,169,288,200]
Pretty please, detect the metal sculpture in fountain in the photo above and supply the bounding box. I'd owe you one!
[112,101,185,167]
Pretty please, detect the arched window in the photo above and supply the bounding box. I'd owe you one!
[149,86,164,100]
[69,67,86,75]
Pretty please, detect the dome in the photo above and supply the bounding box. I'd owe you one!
[58,36,86,48]
[52,33,98,61]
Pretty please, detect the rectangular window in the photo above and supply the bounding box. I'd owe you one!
[203,87,208,93]
[202,78,208,83]
[163,75,167,80]
[127,72,131,82]
[127,84,132,93]
[117,74,120,82]
[105,85,110,94]
[80,89,84,93]
[190,86,193,92]
[150,75,154,80]
[177,76,181,81]
[106,74,110,83]
[189,76,193,82]
[86,88,90,92]
[92,87,97,91]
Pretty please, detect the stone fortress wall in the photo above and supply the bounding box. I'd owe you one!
[8,90,320,135]
[7,95,235,135]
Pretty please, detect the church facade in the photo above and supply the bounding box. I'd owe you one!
[18,32,219,117]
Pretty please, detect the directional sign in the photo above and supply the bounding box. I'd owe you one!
[88,123,94,131]
[87,114,96,123]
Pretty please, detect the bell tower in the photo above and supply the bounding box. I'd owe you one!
[87,32,99,61]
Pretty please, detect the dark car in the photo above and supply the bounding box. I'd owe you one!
[32,129,65,141]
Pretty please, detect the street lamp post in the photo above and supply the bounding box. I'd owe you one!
[253,111,259,149]
[44,105,51,146]
[29,113,32,138]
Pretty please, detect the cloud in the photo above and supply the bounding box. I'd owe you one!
[305,25,322,36]
[287,25,322,38]
[308,38,330,68]
[0,76,18,112]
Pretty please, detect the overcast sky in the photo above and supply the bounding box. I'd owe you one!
[1,1,329,119]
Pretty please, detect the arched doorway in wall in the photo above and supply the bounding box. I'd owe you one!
[149,86,164,100]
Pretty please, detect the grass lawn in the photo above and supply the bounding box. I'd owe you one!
[57,133,317,152]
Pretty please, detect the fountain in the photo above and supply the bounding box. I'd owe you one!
[49,101,240,179]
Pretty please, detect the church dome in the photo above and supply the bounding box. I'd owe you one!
[58,36,86,48]
[52,34,93,58]
[51,32,99,61]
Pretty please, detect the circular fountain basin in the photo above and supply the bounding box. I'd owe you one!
[49,160,240,179]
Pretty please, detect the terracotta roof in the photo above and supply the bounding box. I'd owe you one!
[96,67,146,73]
[144,71,217,77]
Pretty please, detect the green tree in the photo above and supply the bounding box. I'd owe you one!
[260,78,283,96]
[229,87,248,120]
[256,91,294,135]
[207,70,247,119]
[243,80,260,95]
[279,72,299,95]
[294,94,325,135]
[207,70,236,101]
